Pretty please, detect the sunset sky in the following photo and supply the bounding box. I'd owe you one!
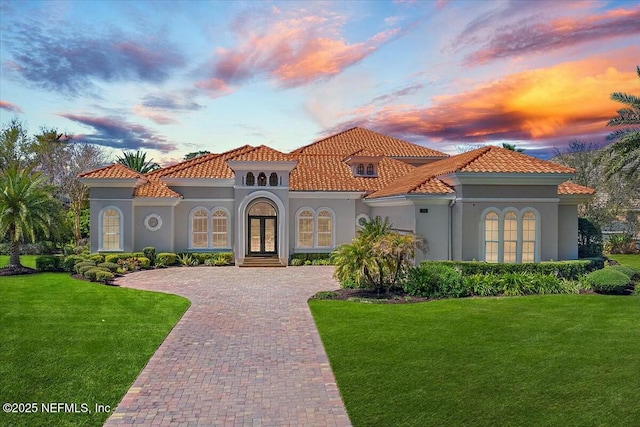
[1,0,638,164]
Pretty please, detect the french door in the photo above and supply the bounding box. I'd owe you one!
[248,216,277,255]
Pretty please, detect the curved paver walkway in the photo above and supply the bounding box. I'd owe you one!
[105,266,351,427]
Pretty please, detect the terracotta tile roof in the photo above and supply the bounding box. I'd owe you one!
[558,181,596,195]
[134,180,181,198]
[78,163,142,179]
[158,145,255,179]
[289,155,415,192]
[229,145,294,161]
[369,145,577,199]
[292,127,448,158]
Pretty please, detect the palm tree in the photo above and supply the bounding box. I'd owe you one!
[502,143,524,152]
[603,66,640,180]
[116,150,160,173]
[0,168,62,269]
[332,216,425,294]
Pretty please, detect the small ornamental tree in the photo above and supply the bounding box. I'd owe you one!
[332,217,425,294]
[578,217,603,258]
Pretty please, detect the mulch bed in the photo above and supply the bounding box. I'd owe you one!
[318,288,430,304]
[0,266,38,276]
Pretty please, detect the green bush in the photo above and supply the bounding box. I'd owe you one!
[97,262,119,273]
[88,254,105,264]
[137,257,151,268]
[605,234,635,254]
[177,253,199,266]
[94,270,115,283]
[584,269,631,294]
[290,258,304,266]
[419,259,602,281]
[63,255,85,272]
[290,253,332,263]
[312,259,330,265]
[105,253,134,264]
[462,274,500,297]
[156,252,177,267]
[74,261,96,274]
[78,265,98,276]
[608,265,638,279]
[83,267,110,282]
[143,247,156,264]
[35,255,62,272]
[404,264,466,298]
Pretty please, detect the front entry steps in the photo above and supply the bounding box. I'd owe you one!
[239,257,286,267]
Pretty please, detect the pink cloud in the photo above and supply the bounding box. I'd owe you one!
[464,5,640,65]
[206,7,404,90]
[331,50,640,149]
[194,77,234,99]
[0,100,23,113]
[132,105,178,125]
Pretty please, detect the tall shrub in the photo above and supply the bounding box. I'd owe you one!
[578,218,603,258]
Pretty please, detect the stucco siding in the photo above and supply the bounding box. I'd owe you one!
[455,185,558,199]
[558,205,578,260]
[90,187,135,199]
[134,206,174,253]
[370,205,415,233]
[414,204,450,261]
[169,186,234,200]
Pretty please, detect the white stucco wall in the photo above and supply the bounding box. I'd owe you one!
[558,204,578,260]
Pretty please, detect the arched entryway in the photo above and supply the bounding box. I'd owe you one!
[247,199,277,256]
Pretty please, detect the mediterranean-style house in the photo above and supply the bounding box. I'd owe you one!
[79,127,594,266]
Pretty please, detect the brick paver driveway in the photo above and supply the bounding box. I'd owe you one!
[105,266,351,427]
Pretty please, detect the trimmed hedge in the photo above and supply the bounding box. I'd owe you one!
[585,268,631,294]
[104,253,135,264]
[83,267,111,281]
[291,253,332,263]
[74,261,96,274]
[156,252,178,267]
[404,264,467,298]
[97,262,119,273]
[35,255,62,272]
[608,265,639,280]
[419,259,604,280]
[95,270,115,283]
[143,247,156,264]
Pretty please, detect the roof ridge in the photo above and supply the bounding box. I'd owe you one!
[78,162,142,178]
[291,127,360,154]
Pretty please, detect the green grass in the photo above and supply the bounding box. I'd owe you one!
[608,253,640,269]
[0,273,189,427]
[0,255,38,269]
[310,295,640,427]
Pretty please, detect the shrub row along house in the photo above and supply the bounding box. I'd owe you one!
[79,127,594,266]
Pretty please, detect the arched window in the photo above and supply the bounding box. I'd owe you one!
[211,209,228,248]
[484,211,499,263]
[249,201,276,216]
[101,207,122,251]
[317,209,334,247]
[191,208,209,248]
[297,209,314,248]
[246,172,255,186]
[503,211,518,263]
[257,172,267,186]
[522,211,537,263]
[269,172,278,186]
[366,164,374,175]
[356,164,365,175]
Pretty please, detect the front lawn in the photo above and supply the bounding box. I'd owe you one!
[0,254,38,269]
[0,273,189,427]
[608,253,640,269]
[310,295,640,427]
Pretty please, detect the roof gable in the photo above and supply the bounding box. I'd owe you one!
[369,146,581,199]
[292,127,448,158]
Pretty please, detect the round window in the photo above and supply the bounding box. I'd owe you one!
[144,213,162,231]
[356,214,370,227]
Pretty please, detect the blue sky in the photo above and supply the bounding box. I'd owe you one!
[1,0,638,164]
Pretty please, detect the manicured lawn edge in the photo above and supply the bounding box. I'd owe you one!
[310,295,640,427]
[0,273,190,427]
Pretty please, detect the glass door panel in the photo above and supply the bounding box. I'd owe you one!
[264,218,275,252]
[250,218,261,253]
